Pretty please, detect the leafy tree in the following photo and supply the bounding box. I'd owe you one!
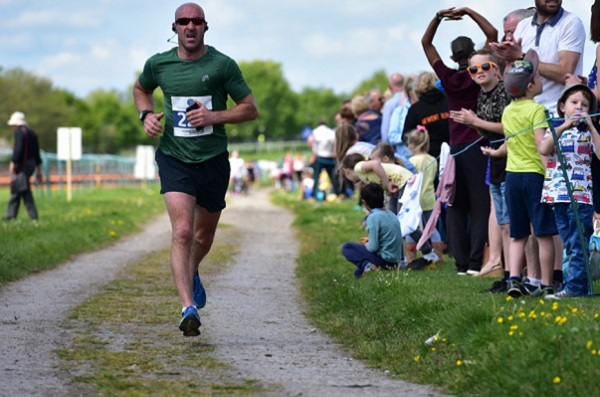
[295,87,345,130]
[232,60,298,141]
[351,69,389,97]
[0,68,77,151]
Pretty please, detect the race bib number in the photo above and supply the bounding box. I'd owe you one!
[171,96,214,138]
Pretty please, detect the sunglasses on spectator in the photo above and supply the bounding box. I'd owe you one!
[175,17,206,26]
[467,62,498,75]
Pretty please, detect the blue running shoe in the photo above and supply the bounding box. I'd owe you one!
[179,306,201,337]
[193,271,207,309]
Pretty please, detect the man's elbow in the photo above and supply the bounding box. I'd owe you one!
[249,104,259,121]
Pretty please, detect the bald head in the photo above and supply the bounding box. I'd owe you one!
[503,8,535,42]
[389,73,404,93]
[175,2,204,19]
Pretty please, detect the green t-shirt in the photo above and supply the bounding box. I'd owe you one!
[502,99,549,175]
[138,46,252,163]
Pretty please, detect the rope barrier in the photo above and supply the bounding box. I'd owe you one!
[413,110,600,295]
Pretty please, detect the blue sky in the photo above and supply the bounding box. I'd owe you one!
[0,0,595,98]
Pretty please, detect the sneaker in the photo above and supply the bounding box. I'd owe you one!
[408,257,434,270]
[546,289,578,300]
[482,279,507,294]
[528,285,554,297]
[507,279,529,298]
[193,271,206,309]
[466,269,480,276]
[179,306,201,337]
[423,252,439,263]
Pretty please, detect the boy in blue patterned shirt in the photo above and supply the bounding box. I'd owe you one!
[540,84,600,298]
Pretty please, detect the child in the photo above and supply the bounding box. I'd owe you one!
[298,167,314,200]
[341,152,411,197]
[341,183,403,278]
[450,49,511,281]
[405,126,444,264]
[540,84,600,299]
[501,49,557,297]
[368,142,405,214]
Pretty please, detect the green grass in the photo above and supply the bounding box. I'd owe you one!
[273,190,600,397]
[0,186,165,284]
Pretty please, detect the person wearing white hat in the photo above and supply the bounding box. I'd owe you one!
[3,111,44,221]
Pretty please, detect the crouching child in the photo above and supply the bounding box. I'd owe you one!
[341,183,402,278]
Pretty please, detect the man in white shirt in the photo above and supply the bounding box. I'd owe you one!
[491,0,585,114]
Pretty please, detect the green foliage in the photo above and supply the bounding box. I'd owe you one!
[0,64,391,153]
[0,68,78,151]
[273,190,600,397]
[295,87,345,129]
[235,60,299,140]
[0,186,165,284]
[351,69,389,97]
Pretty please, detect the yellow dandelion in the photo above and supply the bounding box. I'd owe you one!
[509,331,514,336]
[508,315,514,321]
[414,355,420,362]
[109,230,117,237]
[539,299,545,305]
[587,340,593,349]
[552,302,559,311]
[442,338,448,342]
[519,312,526,318]
[510,325,519,331]
[572,308,579,314]
[456,360,463,366]
[497,317,504,324]
[506,296,513,301]
[431,347,436,351]
[595,313,599,319]
[592,350,597,355]
[560,317,568,325]
[553,376,561,384]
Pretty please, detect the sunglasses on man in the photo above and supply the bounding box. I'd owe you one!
[175,17,206,26]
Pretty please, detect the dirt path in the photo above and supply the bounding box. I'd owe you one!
[0,188,445,397]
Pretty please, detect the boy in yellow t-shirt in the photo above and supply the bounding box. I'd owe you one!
[501,49,557,297]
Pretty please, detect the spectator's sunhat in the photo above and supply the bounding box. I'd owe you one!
[7,111,27,126]
[556,83,598,118]
[504,49,539,98]
[451,36,475,60]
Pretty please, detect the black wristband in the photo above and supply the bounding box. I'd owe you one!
[139,110,153,123]
[436,13,444,21]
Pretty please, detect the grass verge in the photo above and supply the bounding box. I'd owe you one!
[273,190,600,397]
[0,186,165,284]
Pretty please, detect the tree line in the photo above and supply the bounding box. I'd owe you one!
[0,62,388,154]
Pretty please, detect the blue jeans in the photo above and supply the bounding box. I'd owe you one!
[341,242,396,278]
[554,203,593,295]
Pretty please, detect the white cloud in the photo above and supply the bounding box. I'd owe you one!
[6,9,102,29]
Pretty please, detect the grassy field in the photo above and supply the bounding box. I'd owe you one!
[0,186,165,284]
[272,190,600,397]
[5,185,600,396]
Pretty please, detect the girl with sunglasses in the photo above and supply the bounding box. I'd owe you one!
[450,49,512,284]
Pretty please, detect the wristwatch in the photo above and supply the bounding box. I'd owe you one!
[139,110,153,123]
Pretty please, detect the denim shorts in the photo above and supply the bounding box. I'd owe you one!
[155,148,230,213]
[505,171,557,238]
[490,182,510,225]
